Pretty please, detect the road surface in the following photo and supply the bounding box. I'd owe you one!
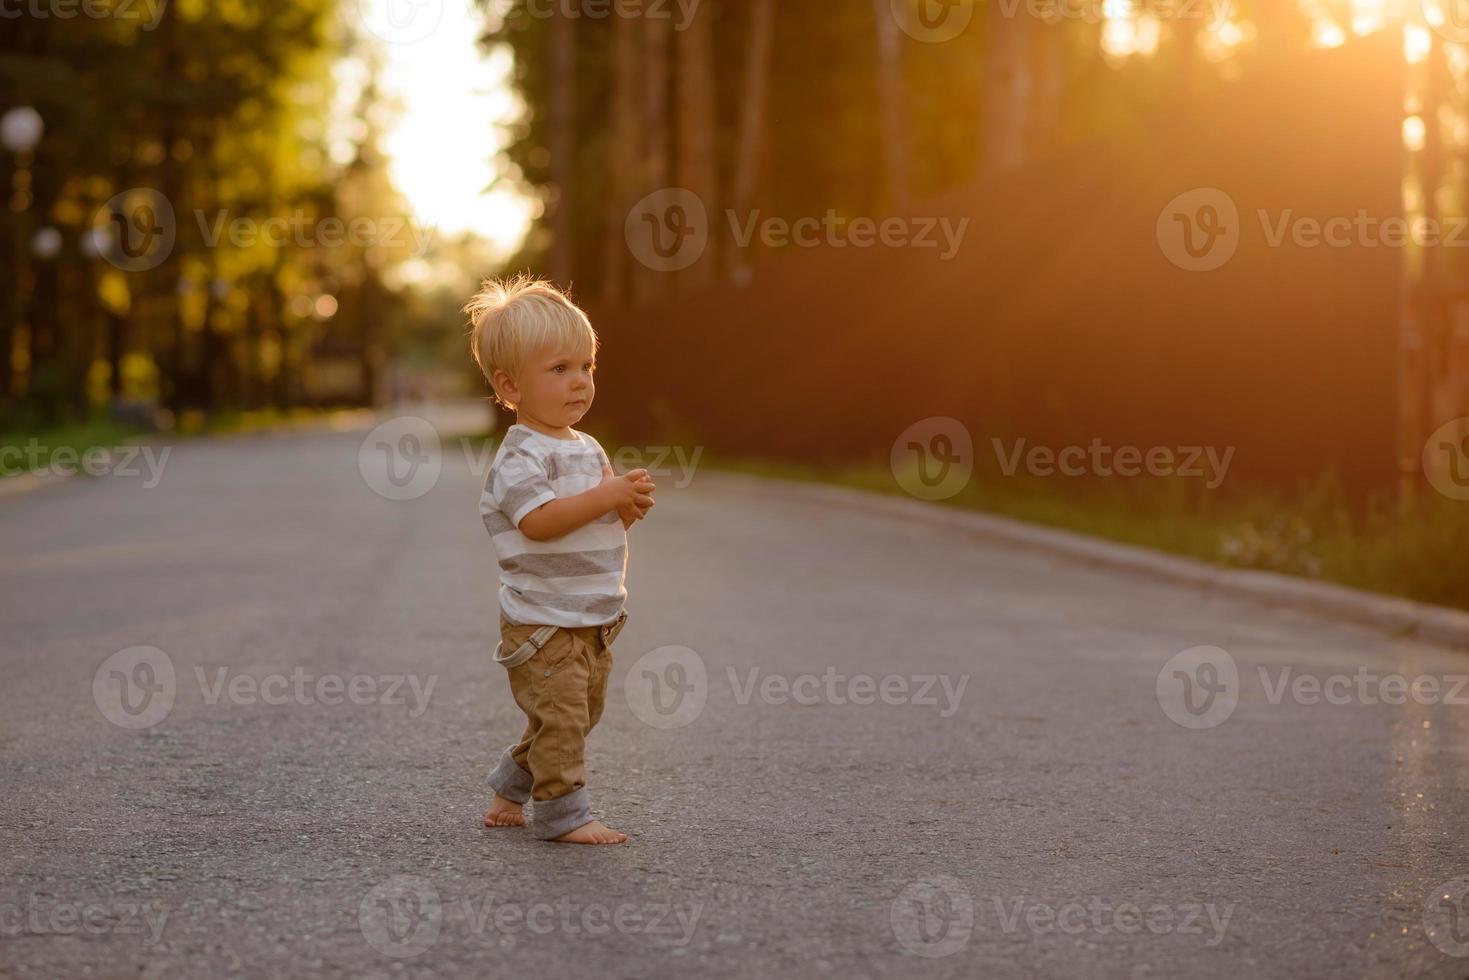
[2,414,1467,978]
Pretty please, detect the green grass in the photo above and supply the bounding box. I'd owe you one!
[0,406,368,479]
[0,419,151,478]
[705,454,1469,614]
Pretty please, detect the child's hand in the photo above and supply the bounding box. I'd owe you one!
[601,465,655,525]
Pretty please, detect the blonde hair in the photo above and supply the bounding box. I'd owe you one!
[464,275,598,409]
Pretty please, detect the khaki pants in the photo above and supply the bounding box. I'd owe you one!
[486,614,622,839]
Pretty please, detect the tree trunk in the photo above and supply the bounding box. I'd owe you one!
[872,0,909,210]
[601,11,640,304]
[1030,20,1063,161]
[0,153,13,402]
[548,9,576,285]
[675,1,718,289]
[983,5,1030,173]
[157,0,187,412]
[635,14,671,306]
[729,0,774,280]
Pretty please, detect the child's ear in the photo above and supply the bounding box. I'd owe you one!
[491,369,518,408]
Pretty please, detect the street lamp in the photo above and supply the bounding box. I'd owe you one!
[31,226,61,260]
[0,107,42,152]
[2,106,44,400]
[2,106,43,212]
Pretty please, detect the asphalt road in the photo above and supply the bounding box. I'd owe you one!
[2,412,1468,979]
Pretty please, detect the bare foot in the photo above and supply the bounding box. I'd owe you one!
[552,820,627,845]
[483,795,525,827]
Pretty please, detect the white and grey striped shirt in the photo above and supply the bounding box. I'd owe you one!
[480,424,627,628]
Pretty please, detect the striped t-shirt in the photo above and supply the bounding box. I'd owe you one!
[480,424,628,628]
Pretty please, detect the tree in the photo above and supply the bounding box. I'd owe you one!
[872,0,910,210]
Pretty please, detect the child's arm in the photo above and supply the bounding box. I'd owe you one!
[519,469,654,542]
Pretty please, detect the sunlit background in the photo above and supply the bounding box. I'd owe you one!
[346,0,534,260]
[3,0,1469,607]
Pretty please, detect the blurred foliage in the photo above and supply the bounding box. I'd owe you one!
[478,0,1319,293]
[0,0,445,428]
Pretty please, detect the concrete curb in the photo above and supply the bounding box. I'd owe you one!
[712,470,1469,651]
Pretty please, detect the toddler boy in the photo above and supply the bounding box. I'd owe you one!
[466,277,654,845]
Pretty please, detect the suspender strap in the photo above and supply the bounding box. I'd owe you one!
[493,625,560,669]
[493,611,629,669]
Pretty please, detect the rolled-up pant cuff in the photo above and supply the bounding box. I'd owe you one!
[532,787,592,840]
[486,746,533,804]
